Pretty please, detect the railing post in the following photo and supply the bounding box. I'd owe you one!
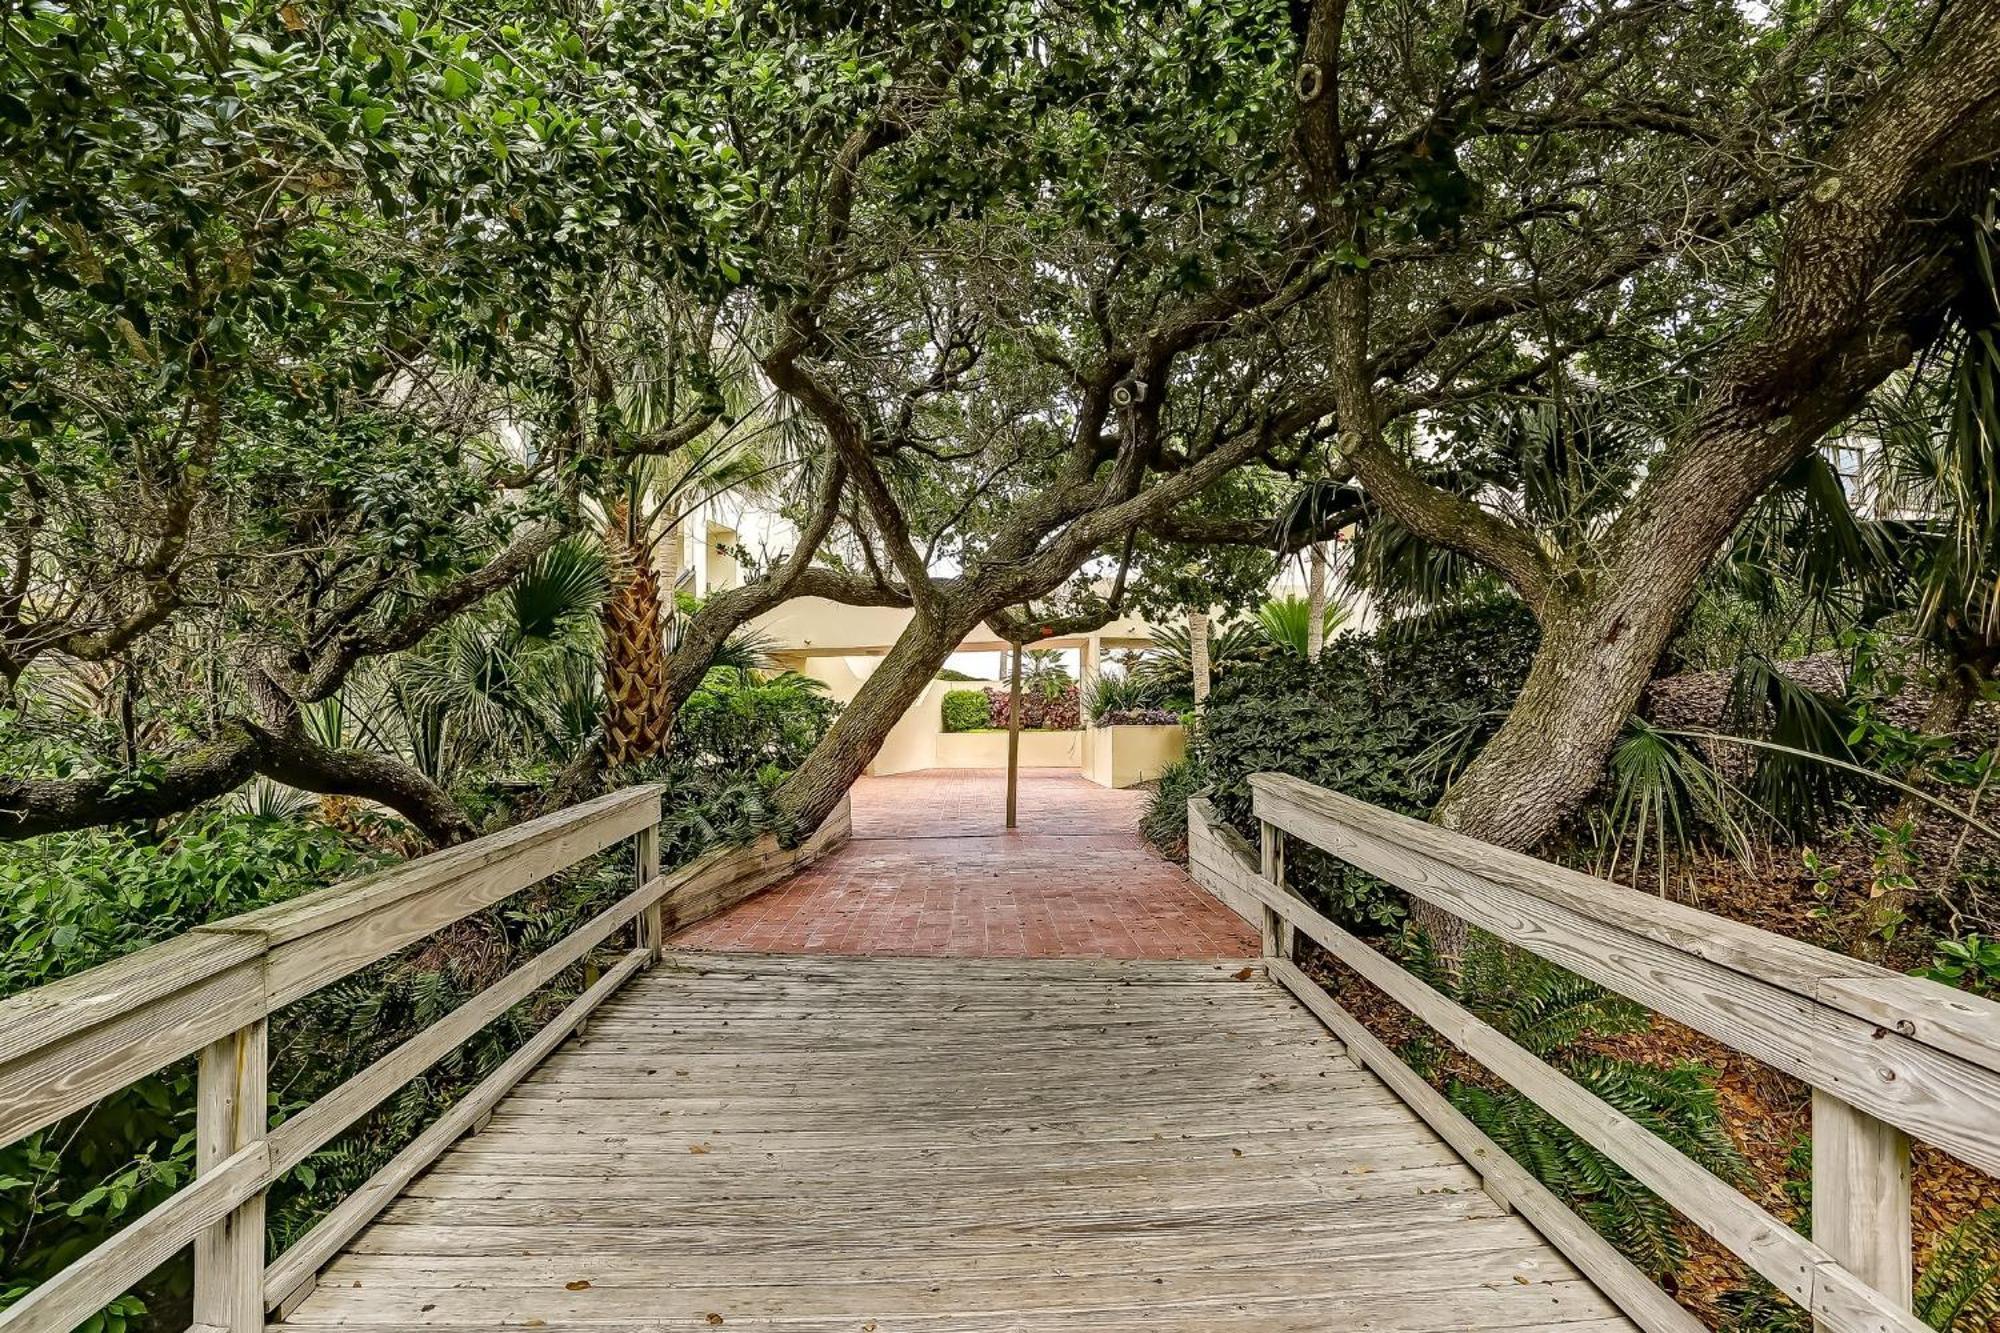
[1258,820,1293,961]
[194,1017,268,1333]
[634,822,663,964]
[1811,1088,1912,1329]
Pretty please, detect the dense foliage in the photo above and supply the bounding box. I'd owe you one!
[1198,597,1538,926]
[983,683,1081,732]
[1139,757,1205,862]
[0,664,834,1327]
[644,669,840,864]
[7,0,2000,1326]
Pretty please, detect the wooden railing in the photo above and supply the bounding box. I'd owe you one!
[0,787,851,1333]
[1188,774,2000,1333]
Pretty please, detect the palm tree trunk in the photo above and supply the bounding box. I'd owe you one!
[602,504,671,768]
[1306,544,1328,661]
[1188,608,1211,709]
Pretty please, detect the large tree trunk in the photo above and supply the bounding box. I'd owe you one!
[774,608,970,837]
[1314,0,2000,871]
[1433,593,1684,850]
[1433,411,1811,852]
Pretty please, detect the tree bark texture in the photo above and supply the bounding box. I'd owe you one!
[1398,2,2000,855]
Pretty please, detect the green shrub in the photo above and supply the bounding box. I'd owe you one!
[0,815,378,1001]
[642,668,840,864]
[667,669,838,781]
[1923,934,2000,997]
[1140,757,1206,862]
[941,688,991,732]
[1199,595,1538,928]
[0,816,384,1327]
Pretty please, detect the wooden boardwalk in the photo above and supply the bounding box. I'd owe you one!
[281,950,1636,1333]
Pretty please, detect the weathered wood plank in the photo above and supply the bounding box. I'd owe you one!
[228,790,660,1009]
[0,941,264,1146]
[194,1020,268,1333]
[262,949,648,1313]
[281,955,1636,1333]
[1247,778,2000,1180]
[264,862,671,1175]
[1223,851,1929,1333]
[1268,959,1705,1333]
[1811,1089,1912,1331]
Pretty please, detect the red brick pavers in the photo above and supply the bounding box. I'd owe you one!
[671,768,1259,960]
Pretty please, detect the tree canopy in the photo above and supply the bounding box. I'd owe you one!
[5,0,1999,846]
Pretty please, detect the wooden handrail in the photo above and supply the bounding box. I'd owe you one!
[1246,773,2000,1174]
[0,789,854,1333]
[1185,774,2000,1333]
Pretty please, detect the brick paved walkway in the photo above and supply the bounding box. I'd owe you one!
[671,768,1259,960]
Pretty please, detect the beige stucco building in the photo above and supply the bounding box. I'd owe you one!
[750,598,1183,786]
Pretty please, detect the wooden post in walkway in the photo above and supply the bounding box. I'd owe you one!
[194,1017,267,1333]
[1811,1089,1912,1330]
[1005,644,1023,829]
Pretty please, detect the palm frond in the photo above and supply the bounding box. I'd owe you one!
[511,537,608,643]
[1915,1205,2000,1330]
[1596,718,1758,893]
[1254,595,1351,657]
[236,778,318,821]
[1726,654,1860,837]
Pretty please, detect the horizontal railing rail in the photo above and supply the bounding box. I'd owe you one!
[0,787,851,1333]
[1185,774,2000,1333]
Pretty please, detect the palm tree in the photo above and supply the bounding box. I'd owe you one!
[1873,194,2000,730]
[1187,608,1211,709]
[1255,594,1352,657]
[1135,619,1262,701]
[1307,543,1330,660]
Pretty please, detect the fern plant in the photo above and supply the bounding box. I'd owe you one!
[1407,938,1747,1278]
[1915,1206,2000,1331]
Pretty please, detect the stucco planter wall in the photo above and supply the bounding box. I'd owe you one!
[1085,723,1186,789]
[935,729,1083,769]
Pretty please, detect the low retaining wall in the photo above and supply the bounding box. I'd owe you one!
[934,729,1082,768]
[658,794,852,936]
